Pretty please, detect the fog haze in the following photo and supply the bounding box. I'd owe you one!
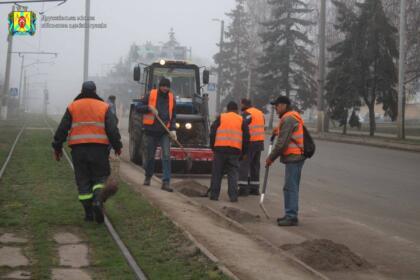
[0,0,235,112]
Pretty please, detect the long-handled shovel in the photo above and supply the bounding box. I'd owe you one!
[153,111,193,173]
[259,135,276,219]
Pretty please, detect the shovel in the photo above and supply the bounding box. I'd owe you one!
[152,110,193,173]
[259,135,276,219]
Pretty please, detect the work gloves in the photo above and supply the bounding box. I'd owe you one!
[148,105,158,116]
[169,130,177,141]
[265,157,274,167]
[54,149,63,161]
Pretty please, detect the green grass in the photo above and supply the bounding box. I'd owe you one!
[105,183,229,280]
[0,119,23,166]
[0,115,230,280]
[0,128,135,279]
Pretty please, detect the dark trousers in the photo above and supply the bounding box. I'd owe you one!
[238,148,262,191]
[143,133,171,182]
[210,152,240,200]
[71,144,110,201]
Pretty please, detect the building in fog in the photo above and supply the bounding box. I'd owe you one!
[137,28,191,64]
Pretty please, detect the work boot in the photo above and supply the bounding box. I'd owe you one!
[81,200,94,222]
[277,216,298,227]
[92,190,104,224]
[238,187,249,197]
[209,196,219,201]
[230,197,238,203]
[249,188,260,196]
[143,176,151,186]
[161,181,173,192]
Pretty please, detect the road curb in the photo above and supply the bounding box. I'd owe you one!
[125,161,329,280]
[124,162,241,280]
[312,133,420,153]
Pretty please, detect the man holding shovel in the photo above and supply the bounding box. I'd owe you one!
[265,96,305,226]
[136,78,177,192]
[209,101,250,202]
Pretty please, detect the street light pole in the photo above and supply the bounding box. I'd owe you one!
[317,0,326,134]
[1,6,15,120]
[18,55,25,107]
[12,52,57,110]
[83,0,91,81]
[397,0,406,139]
[215,19,224,114]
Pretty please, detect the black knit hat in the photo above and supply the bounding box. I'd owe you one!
[270,95,291,106]
[82,81,96,92]
[159,77,171,88]
[227,101,238,111]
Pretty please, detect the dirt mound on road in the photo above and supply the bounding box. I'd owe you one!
[172,180,209,197]
[221,206,260,223]
[281,239,372,272]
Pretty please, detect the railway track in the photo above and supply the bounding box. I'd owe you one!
[0,119,148,280]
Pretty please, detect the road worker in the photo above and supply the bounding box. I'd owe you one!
[238,98,265,196]
[209,101,250,202]
[52,81,122,224]
[136,77,177,192]
[266,96,305,226]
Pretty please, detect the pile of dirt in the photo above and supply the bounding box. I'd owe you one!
[281,239,372,271]
[221,206,260,223]
[172,180,209,197]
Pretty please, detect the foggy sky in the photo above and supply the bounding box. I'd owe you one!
[0,0,235,113]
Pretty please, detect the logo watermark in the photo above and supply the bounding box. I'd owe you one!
[8,9,36,36]
[40,15,107,29]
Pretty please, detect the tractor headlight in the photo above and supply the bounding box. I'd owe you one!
[159,59,166,66]
[185,123,192,130]
[176,123,180,129]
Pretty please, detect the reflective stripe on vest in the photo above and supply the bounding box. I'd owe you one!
[246,107,265,142]
[279,111,304,156]
[71,121,105,128]
[143,89,174,128]
[68,98,110,146]
[215,112,243,150]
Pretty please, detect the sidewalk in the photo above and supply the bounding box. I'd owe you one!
[119,160,327,280]
[310,131,420,152]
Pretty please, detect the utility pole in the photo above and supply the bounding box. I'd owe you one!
[12,52,58,110]
[317,0,326,134]
[1,6,15,120]
[18,55,25,108]
[83,0,91,81]
[23,71,27,112]
[397,0,406,139]
[247,68,252,101]
[214,19,224,114]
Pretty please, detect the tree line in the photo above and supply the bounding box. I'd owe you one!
[215,0,420,136]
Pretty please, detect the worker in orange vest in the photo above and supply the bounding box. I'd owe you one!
[266,96,305,226]
[136,77,176,192]
[238,98,265,196]
[209,101,250,202]
[52,81,122,224]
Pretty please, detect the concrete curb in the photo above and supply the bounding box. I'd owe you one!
[312,133,420,153]
[126,162,330,280]
[125,162,241,280]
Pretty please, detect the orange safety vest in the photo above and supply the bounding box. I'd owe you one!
[214,112,243,150]
[246,107,265,142]
[143,89,174,128]
[68,98,110,146]
[279,111,304,156]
